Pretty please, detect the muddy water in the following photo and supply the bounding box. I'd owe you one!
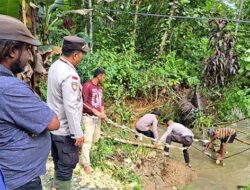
[168,120,250,190]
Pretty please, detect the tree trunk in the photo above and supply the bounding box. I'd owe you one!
[234,0,244,37]
[88,0,93,51]
[131,0,141,50]
[157,1,178,60]
[21,0,27,25]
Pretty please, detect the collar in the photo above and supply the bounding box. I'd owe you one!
[91,79,100,86]
[0,64,14,77]
[59,57,75,69]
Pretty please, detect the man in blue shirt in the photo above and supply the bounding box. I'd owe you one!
[0,15,59,190]
[0,169,7,190]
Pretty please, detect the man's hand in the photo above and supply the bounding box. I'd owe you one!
[153,141,161,148]
[99,113,107,119]
[75,136,84,146]
[202,148,207,153]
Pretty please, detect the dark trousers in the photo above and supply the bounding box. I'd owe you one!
[218,133,237,160]
[164,133,193,164]
[135,128,155,139]
[221,132,237,143]
[14,177,42,190]
[51,134,79,181]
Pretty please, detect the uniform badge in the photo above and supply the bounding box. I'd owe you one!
[71,82,78,91]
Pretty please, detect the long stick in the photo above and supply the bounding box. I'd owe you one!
[214,117,249,126]
[235,137,250,146]
[102,135,163,150]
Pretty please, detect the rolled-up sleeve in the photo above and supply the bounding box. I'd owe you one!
[62,76,83,138]
[3,83,55,135]
[160,126,173,143]
[152,118,158,139]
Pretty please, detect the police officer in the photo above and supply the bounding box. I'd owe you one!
[0,15,60,190]
[47,36,90,189]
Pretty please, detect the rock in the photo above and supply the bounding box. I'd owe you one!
[148,151,157,158]
[142,179,156,190]
[154,175,165,189]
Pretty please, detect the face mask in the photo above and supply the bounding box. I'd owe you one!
[10,58,24,74]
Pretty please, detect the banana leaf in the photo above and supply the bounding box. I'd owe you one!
[0,0,21,18]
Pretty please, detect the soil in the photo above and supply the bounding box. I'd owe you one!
[42,157,125,190]
[42,99,197,190]
[135,151,197,190]
[42,150,197,190]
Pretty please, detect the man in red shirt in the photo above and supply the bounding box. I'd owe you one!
[81,68,106,174]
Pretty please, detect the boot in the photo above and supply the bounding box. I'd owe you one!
[53,177,71,190]
[52,174,60,189]
[57,180,71,190]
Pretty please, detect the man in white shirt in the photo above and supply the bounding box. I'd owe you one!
[160,118,194,167]
[135,108,161,140]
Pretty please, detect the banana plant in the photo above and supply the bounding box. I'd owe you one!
[0,0,21,18]
[37,0,91,45]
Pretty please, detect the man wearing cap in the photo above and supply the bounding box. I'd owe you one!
[159,118,194,168]
[135,108,161,141]
[81,68,106,174]
[47,35,89,189]
[0,14,60,190]
[204,127,236,164]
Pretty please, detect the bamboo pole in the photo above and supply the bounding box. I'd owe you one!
[102,135,163,150]
[215,117,249,126]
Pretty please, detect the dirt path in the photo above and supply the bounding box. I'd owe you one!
[42,157,125,190]
[42,150,197,190]
[135,152,197,190]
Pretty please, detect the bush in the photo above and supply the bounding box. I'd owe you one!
[77,50,201,102]
[217,86,250,120]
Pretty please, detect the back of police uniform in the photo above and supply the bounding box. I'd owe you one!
[47,36,89,190]
[47,59,83,137]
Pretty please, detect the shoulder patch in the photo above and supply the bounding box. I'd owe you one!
[72,76,78,80]
[71,82,78,91]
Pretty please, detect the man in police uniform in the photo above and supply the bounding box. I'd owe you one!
[0,15,60,190]
[47,36,89,190]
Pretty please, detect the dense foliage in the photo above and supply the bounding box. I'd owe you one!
[1,0,249,121]
[1,1,249,189]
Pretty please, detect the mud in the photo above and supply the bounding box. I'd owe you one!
[135,153,197,190]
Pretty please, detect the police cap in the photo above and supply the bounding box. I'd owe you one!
[62,36,90,53]
[0,14,40,46]
[151,108,161,116]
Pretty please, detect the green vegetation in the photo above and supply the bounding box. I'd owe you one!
[1,0,249,188]
[90,138,147,189]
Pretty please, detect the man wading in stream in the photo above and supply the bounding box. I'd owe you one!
[204,127,237,164]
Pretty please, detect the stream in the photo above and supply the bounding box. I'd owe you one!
[181,120,250,190]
